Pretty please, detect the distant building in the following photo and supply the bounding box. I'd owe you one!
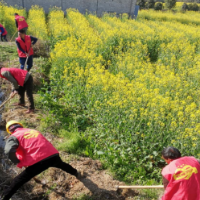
[3,0,137,17]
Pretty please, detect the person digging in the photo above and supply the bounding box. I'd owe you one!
[161,146,200,200]
[0,67,34,114]
[14,13,28,33]
[15,30,38,71]
[0,120,84,200]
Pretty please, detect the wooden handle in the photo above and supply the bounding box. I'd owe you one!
[24,56,29,67]
[116,185,164,189]
[10,30,18,42]
[0,96,12,109]
[24,46,32,67]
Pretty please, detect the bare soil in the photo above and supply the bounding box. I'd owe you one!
[0,150,137,200]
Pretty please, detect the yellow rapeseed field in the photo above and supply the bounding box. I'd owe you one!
[1,3,200,184]
[27,5,48,40]
[46,9,200,183]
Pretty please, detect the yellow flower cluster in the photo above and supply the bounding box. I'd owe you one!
[49,10,200,159]
[50,9,103,84]
[27,5,48,40]
[0,3,26,40]
[138,9,200,25]
[3,3,200,183]
[48,8,72,38]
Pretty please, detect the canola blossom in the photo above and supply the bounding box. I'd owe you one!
[45,10,200,183]
[1,4,200,183]
[138,9,200,25]
[0,3,26,40]
[27,5,48,40]
[48,8,73,39]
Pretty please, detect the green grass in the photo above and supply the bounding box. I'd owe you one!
[56,129,87,153]
[0,43,18,62]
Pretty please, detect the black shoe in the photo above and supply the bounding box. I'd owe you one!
[75,170,86,179]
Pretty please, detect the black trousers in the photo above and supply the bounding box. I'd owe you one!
[0,35,7,42]
[18,75,34,109]
[2,155,77,200]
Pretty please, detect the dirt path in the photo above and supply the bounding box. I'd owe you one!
[27,153,137,200]
[0,146,136,200]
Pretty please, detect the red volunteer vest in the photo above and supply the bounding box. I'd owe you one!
[0,24,7,35]
[0,68,27,86]
[16,35,34,58]
[161,156,200,200]
[15,15,28,30]
[12,128,59,168]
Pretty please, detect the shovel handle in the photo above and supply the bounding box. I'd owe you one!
[10,30,18,42]
[116,185,164,189]
[0,96,12,109]
[24,45,33,67]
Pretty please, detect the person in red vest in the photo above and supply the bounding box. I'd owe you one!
[15,30,38,71]
[0,24,8,42]
[1,120,83,200]
[0,67,34,113]
[14,13,28,33]
[161,147,200,200]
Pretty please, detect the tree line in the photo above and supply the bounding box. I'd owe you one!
[137,0,200,11]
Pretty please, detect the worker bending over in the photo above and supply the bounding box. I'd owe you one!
[14,13,28,33]
[0,24,7,42]
[161,146,200,200]
[15,30,37,71]
[1,121,82,200]
[0,67,35,113]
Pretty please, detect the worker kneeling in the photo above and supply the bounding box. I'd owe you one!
[161,147,200,200]
[1,121,83,200]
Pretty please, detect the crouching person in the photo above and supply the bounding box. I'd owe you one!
[161,146,200,200]
[1,121,83,200]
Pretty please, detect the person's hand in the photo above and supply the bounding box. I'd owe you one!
[10,90,18,98]
[3,135,10,140]
[25,53,29,57]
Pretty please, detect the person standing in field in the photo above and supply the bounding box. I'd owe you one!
[15,30,38,71]
[0,120,83,200]
[14,13,28,33]
[161,146,200,200]
[0,67,35,113]
[0,24,8,42]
